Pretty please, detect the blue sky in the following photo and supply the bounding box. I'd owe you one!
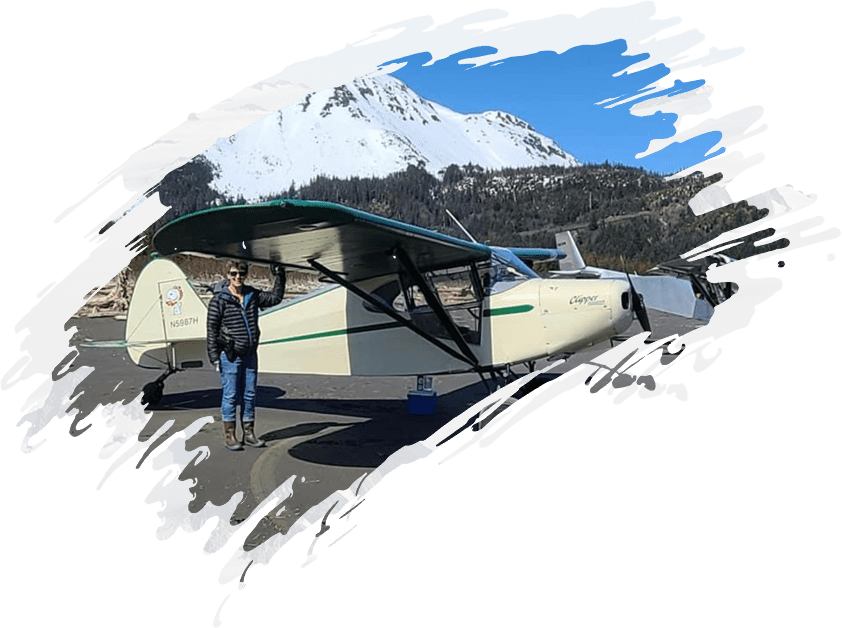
[385,41,724,175]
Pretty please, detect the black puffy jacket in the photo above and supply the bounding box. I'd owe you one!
[206,271,285,364]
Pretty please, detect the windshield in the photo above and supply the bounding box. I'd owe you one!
[478,247,539,295]
[489,247,540,279]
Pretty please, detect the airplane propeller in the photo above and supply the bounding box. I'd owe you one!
[628,273,652,334]
[620,257,651,334]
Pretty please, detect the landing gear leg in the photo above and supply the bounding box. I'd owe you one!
[478,371,492,394]
[491,366,517,389]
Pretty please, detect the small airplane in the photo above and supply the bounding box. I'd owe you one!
[552,230,737,326]
[107,198,662,406]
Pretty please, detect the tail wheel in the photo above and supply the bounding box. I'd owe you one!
[142,381,164,405]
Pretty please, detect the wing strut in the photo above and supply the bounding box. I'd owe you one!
[392,246,481,367]
[308,258,478,368]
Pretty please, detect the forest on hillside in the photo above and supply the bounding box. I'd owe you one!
[137,158,786,274]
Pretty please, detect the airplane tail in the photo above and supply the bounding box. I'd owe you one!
[554,231,586,272]
[124,257,210,370]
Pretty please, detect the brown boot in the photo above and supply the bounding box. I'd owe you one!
[242,422,265,448]
[224,422,243,451]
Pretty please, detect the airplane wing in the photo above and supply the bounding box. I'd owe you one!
[507,247,565,263]
[152,199,492,282]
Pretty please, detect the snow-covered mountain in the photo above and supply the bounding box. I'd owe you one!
[204,74,579,201]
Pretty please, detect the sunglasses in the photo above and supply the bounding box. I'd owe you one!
[228,271,248,278]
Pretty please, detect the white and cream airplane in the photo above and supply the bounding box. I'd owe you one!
[118,199,653,404]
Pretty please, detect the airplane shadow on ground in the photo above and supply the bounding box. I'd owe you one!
[147,385,287,413]
[143,380,492,469]
[284,412,457,468]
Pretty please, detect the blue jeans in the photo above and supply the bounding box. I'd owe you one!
[220,351,257,424]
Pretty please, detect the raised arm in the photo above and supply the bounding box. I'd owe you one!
[258,264,285,309]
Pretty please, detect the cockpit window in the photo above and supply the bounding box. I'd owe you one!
[359,249,538,342]
[419,266,482,344]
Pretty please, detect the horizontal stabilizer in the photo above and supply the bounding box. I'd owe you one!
[78,339,171,349]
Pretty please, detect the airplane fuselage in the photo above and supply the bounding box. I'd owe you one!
[256,275,634,376]
[125,258,634,378]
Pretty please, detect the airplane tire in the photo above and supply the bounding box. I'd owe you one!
[142,381,164,405]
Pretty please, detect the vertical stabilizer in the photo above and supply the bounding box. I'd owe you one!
[555,231,586,272]
[125,258,209,369]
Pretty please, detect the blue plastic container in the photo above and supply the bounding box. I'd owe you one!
[406,390,437,415]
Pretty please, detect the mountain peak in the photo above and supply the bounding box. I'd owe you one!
[204,74,578,201]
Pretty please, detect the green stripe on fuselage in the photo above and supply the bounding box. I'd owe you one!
[484,304,534,316]
[259,304,533,345]
[261,321,401,345]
